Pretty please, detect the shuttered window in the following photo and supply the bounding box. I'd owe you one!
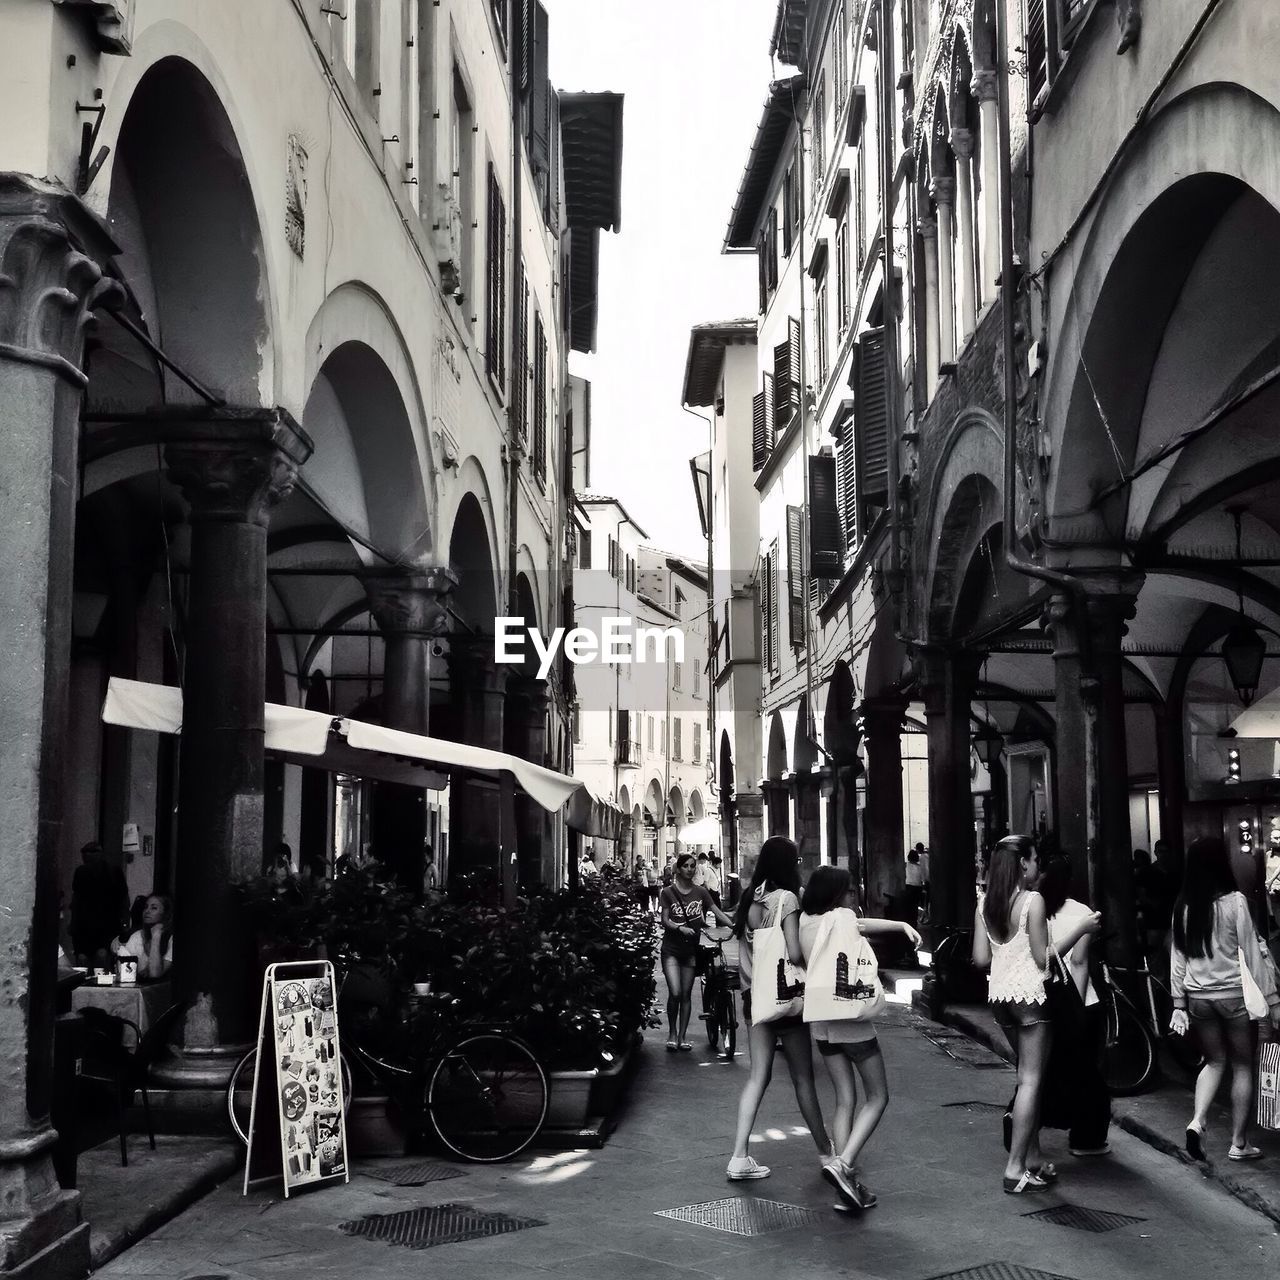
[811,72,827,198]
[808,455,843,579]
[774,317,801,429]
[815,281,829,389]
[693,722,702,764]
[855,141,867,273]
[485,164,506,386]
[533,313,548,486]
[673,718,682,761]
[529,2,551,169]
[855,327,889,513]
[766,208,779,292]
[786,506,805,648]
[782,165,796,258]
[1026,0,1060,109]
[835,217,850,337]
[832,0,847,117]
[752,390,767,470]
[761,544,779,677]
[513,259,529,439]
[836,412,858,550]
[546,90,561,231]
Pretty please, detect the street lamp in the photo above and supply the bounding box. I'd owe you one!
[1223,508,1266,707]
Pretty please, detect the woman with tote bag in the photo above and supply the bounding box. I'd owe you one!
[726,838,833,1181]
[1170,836,1280,1161]
[800,866,920,1211]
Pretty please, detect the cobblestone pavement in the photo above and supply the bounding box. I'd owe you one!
[96,999,1280,1279]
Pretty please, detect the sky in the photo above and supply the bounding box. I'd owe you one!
[547,0,780,559]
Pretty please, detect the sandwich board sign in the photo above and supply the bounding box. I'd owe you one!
[243,960,349,1195]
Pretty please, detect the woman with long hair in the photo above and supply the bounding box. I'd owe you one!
[972,836,1099,1193]
[1171,836,1280,1161]
[799,865,920,1210]
[111,893,174,980]
[726,837,833,1181]
[659,852,733,1051]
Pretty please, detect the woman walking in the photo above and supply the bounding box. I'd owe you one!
[972,836,1099,1193]
[1171,836,1280,1161]
[726,837,833,1181]
[800,866,921,1210]
[660,853,733,1051]
[1037,857,1111,1157]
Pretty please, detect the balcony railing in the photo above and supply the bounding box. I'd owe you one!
[616,738,641,767]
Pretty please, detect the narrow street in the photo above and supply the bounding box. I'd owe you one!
[96,997,1280,1280]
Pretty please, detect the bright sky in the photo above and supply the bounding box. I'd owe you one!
[547,0,780,559]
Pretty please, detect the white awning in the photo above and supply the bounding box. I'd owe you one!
[676,816,721,845]
[101,678,621,838]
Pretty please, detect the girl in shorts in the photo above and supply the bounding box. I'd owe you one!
[660,853,733,1051]
[799,866,920,1211]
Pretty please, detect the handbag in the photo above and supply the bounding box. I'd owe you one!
[1258,1041,1280,1132]
[1241,950,1270,1021]
[748,892,805,1024]
[802,908,885,1023]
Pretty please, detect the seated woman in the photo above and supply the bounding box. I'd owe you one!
[111,894,174,980]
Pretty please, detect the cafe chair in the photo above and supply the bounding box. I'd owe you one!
[75,1000,188,1167]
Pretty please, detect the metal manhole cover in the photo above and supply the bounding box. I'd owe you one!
[360,1160,467,1186]
[1023,1204,1147,1233]
[942,1100,1006,1114]
[655,1197,820,1236]
[338,1203,544,1250]
[925,1266,1081,1280]
[923,1033,1011,1069]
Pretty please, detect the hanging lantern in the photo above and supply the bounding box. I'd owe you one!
[1223,621,1266,707]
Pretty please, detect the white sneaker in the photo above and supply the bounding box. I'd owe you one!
[726,1155,770,1180]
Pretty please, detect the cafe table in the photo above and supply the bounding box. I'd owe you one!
[71,978,173,1046]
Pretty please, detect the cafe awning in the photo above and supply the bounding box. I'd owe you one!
[101,677,621,839]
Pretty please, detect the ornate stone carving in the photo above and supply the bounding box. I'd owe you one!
[970,69,997,102]
[1116,0,1142,55]
[164,411,313,526]
[929,175,956,208]
[0,175,122,385]
[949,126,974,161]
[365,568,458,637]
[285,134,307,259]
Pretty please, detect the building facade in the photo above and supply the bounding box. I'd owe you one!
[0,1,620,1270]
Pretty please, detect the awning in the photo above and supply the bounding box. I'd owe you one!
[677,816,721,845]
[102,678,621,839]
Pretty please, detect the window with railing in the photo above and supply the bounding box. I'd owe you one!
[811,72,827,198]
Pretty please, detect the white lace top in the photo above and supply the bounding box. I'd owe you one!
[985,892,1047,1005]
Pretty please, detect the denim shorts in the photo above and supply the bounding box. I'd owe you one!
[1188,995,1250,1026]
[991,998,1053,1036]
[817,1035,881,1062]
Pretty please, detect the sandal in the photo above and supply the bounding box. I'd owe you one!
[665,1039,678,1052]
[677,1041,694,1051]
[1030,1162,1058,1183]
[1002,1171,1049,1195]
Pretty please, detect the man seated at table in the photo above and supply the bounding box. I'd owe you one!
[111,895,174,980]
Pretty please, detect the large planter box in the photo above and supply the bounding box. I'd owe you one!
[544,1069,597,1130]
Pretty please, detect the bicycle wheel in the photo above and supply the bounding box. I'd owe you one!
[705,977,721,1050]
[718,988,737,1058]
[1102,1002,1157,1096]
[227,1047,353,1146]
[427,1033,549,1162]
[1163,1029,1205,1077]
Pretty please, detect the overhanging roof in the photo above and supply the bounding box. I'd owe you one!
[559,92,623,356]
[724,77,805,251]
[770,0,809,66]
[682,319,757,406]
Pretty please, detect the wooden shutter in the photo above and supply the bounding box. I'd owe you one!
[674,718,682,761]
[782,166,794,258]
[1026,0,1050,105]
[786,506,805,647]
[529,2,551,169]
[808,455,843,578]
[757,229,768,313]
[836,413,858,549]
[752,390,767,470]
[514,261,529,439]
[774,319,801,427]
[760,548,775,674]
[766,209,779,291]
[763,371,776,453]
[855,327,889,507]
[547,89,561,231]
[519,0,534,88]
[485,165,506,385]
[533,313,547,485]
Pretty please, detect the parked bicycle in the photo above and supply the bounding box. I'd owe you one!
[228,967,549,1163]
[1099,954,1204,1096]
[697,926,739,1057]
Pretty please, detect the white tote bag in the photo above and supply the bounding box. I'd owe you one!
[749,893,805,1024]
[803,908,885,1023]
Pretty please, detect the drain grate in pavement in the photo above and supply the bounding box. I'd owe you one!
[360,1160,468,1186]
[655,1196,820,1236]
[1023,1204,1147,1233]
[924,1265,1082,1280]
[942,1100,1006,1114]
[338,1203,544,1250]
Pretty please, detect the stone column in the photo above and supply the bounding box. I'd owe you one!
[448,641,511,890]
[950,128,978,343]
[504,677,551,888]
[920,649,981,934]
[0,173,119,1278]
[1045,584,1142,964]
[735,792,765,875]
[164,413,312,1056]
[861,699,908,917]
[918,217,941,398]
[971,70,1001,303]
[931,177,957,365]
[1045,593,1089,893]
[365,569,455,894]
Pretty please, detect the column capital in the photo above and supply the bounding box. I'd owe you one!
[970,69,999,102]
[930,175,956,208]
[165,409,313,526]
[0,174,123,386]
[950,127,975,161]
[365,567,457,637]
[917,215,938,242]
[1042,578,1143,659]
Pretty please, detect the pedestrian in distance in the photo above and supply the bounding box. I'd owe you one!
[659,852,733,1051]
[972,835,1100,1194]
[70,841,129,967]
[647,858,662,916]
[1036,857,1111,1157]
[1171,835,1280,1162]
[800,865,921,1211]
[704,853,723,909]
[726,837,834,1182]
[694,852,709,886]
